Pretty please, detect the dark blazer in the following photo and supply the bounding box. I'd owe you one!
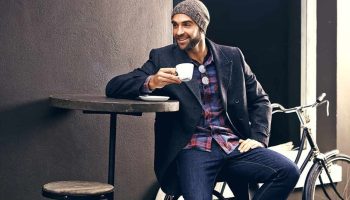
[105,39,272,195]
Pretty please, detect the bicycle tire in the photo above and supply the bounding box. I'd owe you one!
[302,153,350,200]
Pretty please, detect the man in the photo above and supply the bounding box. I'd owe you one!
[106,0,300,199]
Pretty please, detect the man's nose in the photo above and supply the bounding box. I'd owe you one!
[176,26,184,36]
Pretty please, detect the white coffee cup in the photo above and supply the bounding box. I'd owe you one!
[175,63,194,82]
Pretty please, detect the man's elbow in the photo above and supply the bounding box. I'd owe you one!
[105,87,112,98]
[105,80,117,98]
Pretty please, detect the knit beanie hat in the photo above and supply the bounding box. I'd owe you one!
[172,0,210,33]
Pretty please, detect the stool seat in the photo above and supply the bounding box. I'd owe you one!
[42,181,113,199]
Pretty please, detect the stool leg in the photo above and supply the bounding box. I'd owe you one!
[108,113,117,200]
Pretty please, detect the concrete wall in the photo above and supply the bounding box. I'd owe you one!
[316,0,337,152]
[315,0,350,156]
[0,0,172,199]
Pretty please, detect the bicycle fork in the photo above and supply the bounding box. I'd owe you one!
[315,152,344,200]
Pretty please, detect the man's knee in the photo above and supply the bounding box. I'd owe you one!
[282,162,300,184]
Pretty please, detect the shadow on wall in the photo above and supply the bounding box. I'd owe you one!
[0,99,70,147]
[0,99,75,199]
[0,99,72,166]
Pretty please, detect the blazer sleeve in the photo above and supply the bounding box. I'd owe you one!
[105,49,160,99]
[236,47,272,146]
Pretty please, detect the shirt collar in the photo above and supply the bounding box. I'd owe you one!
[192,47,214,66]
[204,48,214,66]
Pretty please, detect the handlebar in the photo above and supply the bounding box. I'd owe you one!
[272,93,330,117]
[316,93,326,103]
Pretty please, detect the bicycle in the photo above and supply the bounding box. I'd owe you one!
[160,93,350,200]
[271,93,350,200]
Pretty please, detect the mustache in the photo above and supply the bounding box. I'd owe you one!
[175,34,188,40]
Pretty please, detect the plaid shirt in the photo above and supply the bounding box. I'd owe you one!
[184,50,240,154]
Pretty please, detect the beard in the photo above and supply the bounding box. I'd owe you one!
[176,32,201,51]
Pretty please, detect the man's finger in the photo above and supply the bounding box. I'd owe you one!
[238,139,244,151]
[159,72,179,80]
[159,67,176,75]
[250,143,259,149]
[155,74,181,86]
[158,71,181,82]
[238,140,250,152]
[240,139,255,152]
[241,143,251,152]
[238,139,249,150]
[238,138,264,153]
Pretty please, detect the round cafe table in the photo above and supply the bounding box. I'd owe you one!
[47,94,179,200]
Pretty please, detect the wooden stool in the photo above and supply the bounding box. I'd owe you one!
[42,181,114,200]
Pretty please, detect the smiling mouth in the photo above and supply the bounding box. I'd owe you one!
[177,38,188,43]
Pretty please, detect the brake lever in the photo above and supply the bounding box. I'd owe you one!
[325,100,330,116]
[318,100,330,116]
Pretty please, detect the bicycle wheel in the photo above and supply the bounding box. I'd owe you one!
[303,154,350,200]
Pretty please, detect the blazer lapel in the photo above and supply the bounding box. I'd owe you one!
[173,46,202,105]
[208,39,232,111]
[184,78,202,106]
[207,40,244,136]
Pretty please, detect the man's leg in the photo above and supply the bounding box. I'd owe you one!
[223,147,300,200]
[176,142,224,200]
[226,180,250,200]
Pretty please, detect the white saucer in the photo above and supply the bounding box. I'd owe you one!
[139,95,170,102]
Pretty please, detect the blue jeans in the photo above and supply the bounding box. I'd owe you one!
[176,141,300,200]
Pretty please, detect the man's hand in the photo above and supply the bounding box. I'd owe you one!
[238,138,264,153]
[148,68,181,90]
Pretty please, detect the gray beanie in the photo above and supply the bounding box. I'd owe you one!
[172,0,210,33]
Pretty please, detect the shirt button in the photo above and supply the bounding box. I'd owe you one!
[199,65,206,73]
[234,99,240,104]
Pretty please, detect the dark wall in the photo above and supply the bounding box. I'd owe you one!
[0,1,172,199]
[200,0,301,147]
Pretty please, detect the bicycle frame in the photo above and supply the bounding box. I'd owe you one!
[273,94,345,200]
[294,127,316,173]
